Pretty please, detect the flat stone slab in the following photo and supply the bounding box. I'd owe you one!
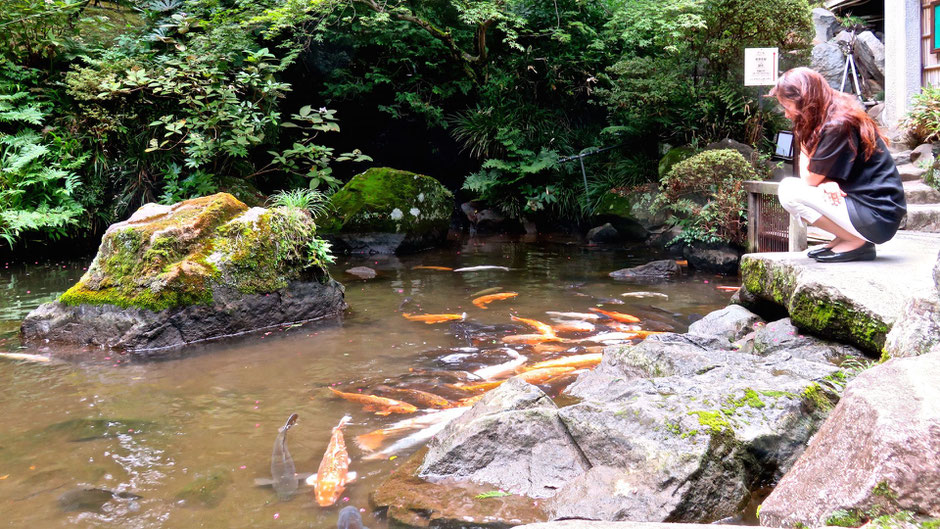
[902,204,940,232]
[902,180,940,205]
[517,521,764,529]
[738,231,940,354]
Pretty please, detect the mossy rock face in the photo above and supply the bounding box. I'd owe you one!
[593,183,668,236]
[321,167,453,254]
[22,193,347,353]
[659,146,696,178]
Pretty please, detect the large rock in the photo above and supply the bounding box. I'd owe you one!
[759,352,940,527]
[812,8,840,43]
[592,189,658,241]
[812,41,847,89]
[418,378,590,498]
[743,318,864,364]
[881,296,940,359]
[609,260,680,280]
[321,167,453,254]
[21,194,346,353]
[553,326,844,522]
[854,31,886,85]
[659,147,695,179]
[682,241,742,275]
[587,223,622,243]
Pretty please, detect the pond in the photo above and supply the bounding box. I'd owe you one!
[0,235,738,529]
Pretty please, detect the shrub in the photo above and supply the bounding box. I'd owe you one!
[900,84,940,145]
[653,149,759,245]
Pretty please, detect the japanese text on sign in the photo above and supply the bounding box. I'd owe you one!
[744,48,779,86]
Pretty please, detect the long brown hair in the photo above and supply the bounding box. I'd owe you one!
[769,67,885,159]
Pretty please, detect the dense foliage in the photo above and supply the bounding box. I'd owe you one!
[0,0,813,247]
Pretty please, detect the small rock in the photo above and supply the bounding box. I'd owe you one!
[882,297,940,359]
[897,163,927,182]
[587,223,621,243]
[682,241,742,275]
[687,305,762,344]
[910,143,935,167]
[892,149,913,166]
[609,259,680,279]
[345,266,377,279]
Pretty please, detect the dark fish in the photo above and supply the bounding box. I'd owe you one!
[397,297,414,312]
[337,505,368,529]
[57,488,141,513]
[271,413,299,501]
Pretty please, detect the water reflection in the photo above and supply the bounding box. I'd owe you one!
[0,236,738,528]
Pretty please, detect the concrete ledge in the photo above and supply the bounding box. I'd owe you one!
[738,232,940,355]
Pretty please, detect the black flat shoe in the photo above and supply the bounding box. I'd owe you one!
[813,242,876,263]
[807,245,834,258]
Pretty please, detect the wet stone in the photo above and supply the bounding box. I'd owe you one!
[57,488,141,513]
[175,467,232,508]
[609,260,680,280]
[345,266,378,279]
[37,418,154,442]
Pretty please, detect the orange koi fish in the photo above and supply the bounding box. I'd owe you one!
[472,292,518,309]
[589,307,641,324]
[412,266,454,271]
[522,353,602,372]
[552,321,596,334]
[501,333,562,345]
[376,386,451,409]
[510,315,557,337]
[402,312,467,324]
[533,343,570,354]
[716,285,740,292]
[675,260,688,266]
[455,366,577,392]
[454,380,505,392]
[606,321,640,333]
[355,408,467,452]
[328,387,418,415]
[306,416,355,507]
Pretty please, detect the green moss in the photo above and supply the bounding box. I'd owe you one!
[801,383,835,412]
[759,389,798,399]
[789,294,889,354]
[659,146,696,178]
[175,468,232,508]
[826,509,864,527]
[921,519,940,529]
[321,167,453,234]
[688,410,731,434]
[739,257,795,306]
[872,481,898,499]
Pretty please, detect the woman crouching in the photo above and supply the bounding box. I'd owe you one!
[770,67,906,262]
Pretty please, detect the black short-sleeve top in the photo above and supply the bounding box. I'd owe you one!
[807,122,907,244]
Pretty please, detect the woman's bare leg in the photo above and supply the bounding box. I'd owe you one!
[810,216,866,252]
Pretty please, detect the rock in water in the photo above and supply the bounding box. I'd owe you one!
[21,193,346,354]
[321,167,453,254]
[345,267,377,279]
[758,352,940,527]
[609,259,680,279]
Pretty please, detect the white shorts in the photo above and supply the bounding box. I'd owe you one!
[776,177,869,242]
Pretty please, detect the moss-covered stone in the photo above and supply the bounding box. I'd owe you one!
[58,194,331,312]
[320,167,453,235]
[175,467,232,508]
[659,146,696,178]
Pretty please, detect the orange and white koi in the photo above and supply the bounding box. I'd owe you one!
[458,366,578,392]
[472,292,518,309]
[620,291,669,299]
[328,387,418,415]
[532,343,570,354]
[472,349,527,380]
[715,285,740,292]
[510,315,557,337]
[402,312,467,324]
[545,311,601,321]
[305,416,355,507]
[605,321,640,333]
[521,353,602,372]
[361,407,470,461]
[411,266,454,271]
[501,333,562,345]
[551,321,596,334]
[355,408,468,452]
[453,265,510,272]
[376,386,451,409]
[589,307,641,323]
[577,332,639,344]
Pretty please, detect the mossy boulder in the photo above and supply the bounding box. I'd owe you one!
[658,146,696,178]
[320,167,453,254]
[593,184,667,240]
[21,193,346,353]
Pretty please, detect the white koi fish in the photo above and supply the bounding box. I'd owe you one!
[453,266,510,272]
[472,349,527,380]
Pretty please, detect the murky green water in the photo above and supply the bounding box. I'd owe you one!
[0,235,737,528]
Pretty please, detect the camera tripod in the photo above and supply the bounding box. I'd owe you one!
[838,31,864,101]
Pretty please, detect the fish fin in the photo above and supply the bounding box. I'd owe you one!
[375,411,391,416]
[346,471,357,482]
[304,474,317,487]
[254,478,274,487]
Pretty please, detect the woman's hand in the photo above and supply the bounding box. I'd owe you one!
[818,180,846,205]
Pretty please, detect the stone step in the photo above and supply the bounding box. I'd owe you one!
[897,162,927,182]
[901,204,940,232]
[903,180,940,205]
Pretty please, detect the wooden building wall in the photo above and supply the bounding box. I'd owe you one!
[924,0,940,86]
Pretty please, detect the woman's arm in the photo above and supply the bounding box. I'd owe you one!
[798,147,826,186]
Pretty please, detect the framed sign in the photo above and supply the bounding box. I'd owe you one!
[744,48,779,86]
[933,0,940,53]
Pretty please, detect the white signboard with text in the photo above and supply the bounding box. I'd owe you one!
[744,48,778,86]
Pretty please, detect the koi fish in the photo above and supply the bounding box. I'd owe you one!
[361,409,468,461]
[533,343,570,354]
[545,311,601,321]
[402,312,467,324]
[375,386,451,409]
[329,388,418,415]
[522,353,602,372]
[453,265,510,272]
[472,292,518,309]
[551,321,596,334]
[715,286,740,292]
[501,333,561,345]
[675,260,688,266]
[306,416,356,507]
[271,413,300,501]
[412,266,453,271]
[577,332,640,343]
[457,366,577,391]
[471,286,504,297]
[605,321,641,333]
[0,352,52,363]
[589,307,641,323]
[408,368,481,382]
[337,505,369,529]
[355,407,468,452]
[510,315,557,337]
[473,349,527,380]
[620,291,669,299]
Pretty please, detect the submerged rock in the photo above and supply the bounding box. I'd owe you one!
[345,266,377,279]
[759,352,940,527]
[609,259,680,279]
[682,241,742,275]
[175,467,233,508]
[322,167,453,254]
[587,223,621,244]
[57,487,141,513]
[21,193,346,353]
